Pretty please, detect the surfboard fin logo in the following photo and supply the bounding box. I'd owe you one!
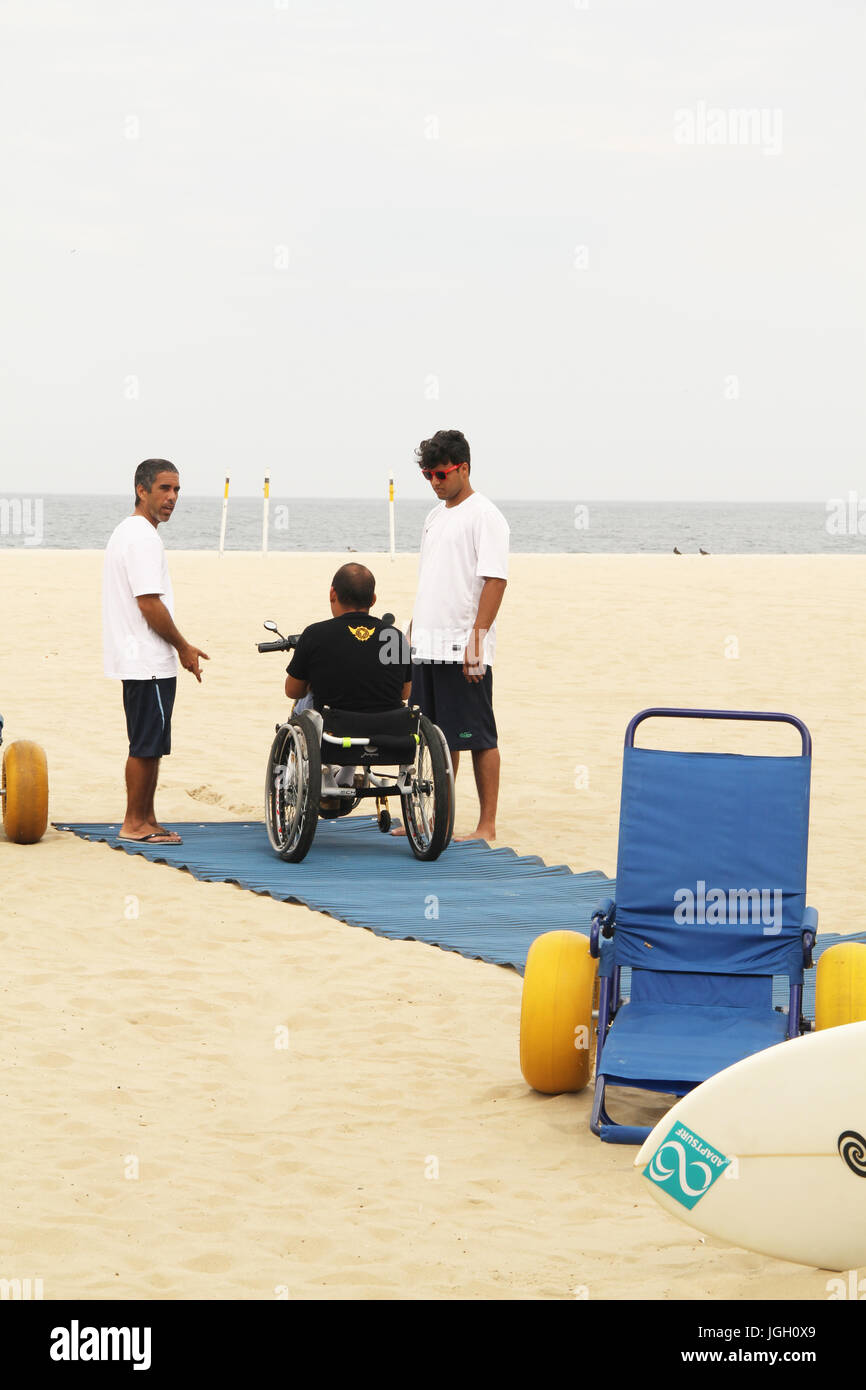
[838,1130,866,1177]
[643,1124,731,1210]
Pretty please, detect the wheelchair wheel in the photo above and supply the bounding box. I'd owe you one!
[432,722,456,845]
[519,931,597,1094]
[401,715,451,861]
[2,740,49,844]
[815,943,866,1030]
[264,712,321,863]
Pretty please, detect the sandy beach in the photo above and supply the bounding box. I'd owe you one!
[2,548,864,1301]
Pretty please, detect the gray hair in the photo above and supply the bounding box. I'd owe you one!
[134,458,177,506]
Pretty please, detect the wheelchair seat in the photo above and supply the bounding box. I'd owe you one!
[320,705,420,766]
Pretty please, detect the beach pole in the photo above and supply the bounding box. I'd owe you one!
[218,473,230,557]
[388,472,395,562]
[262,471,270,554]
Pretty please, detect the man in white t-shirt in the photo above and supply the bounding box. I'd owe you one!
[405,428,509,843]
[103,459,209,845]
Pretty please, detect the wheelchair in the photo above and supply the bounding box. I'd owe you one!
[258,621,455,864]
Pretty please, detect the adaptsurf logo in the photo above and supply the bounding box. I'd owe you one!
[643,1123,731,1210]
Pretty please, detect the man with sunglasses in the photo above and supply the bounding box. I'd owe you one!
[406,428,509,843]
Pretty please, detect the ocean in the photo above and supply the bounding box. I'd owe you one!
[1,495,864,554]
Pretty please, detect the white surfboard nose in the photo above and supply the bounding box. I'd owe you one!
[634,1020,866,1270]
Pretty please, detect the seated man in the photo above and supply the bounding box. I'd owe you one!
[285,563,412,805]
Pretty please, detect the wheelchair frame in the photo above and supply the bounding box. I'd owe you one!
[264,704,455,864]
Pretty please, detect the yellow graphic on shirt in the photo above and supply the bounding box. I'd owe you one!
[348,625,376,642]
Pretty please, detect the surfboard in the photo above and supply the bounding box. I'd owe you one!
[634,1020,866,1270]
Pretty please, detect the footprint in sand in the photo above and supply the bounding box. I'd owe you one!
[186,785,257,816]
[33,1051,74,1067]
[180,1252,234,1274]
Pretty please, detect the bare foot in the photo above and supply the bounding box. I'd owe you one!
[119,820,150,839]
[389,824,406,837]
[453,827,495,843]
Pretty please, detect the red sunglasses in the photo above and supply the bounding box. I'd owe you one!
[421,463,461,482]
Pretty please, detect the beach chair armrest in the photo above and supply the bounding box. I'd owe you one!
[801,905,818,966]
[590,897,616,958]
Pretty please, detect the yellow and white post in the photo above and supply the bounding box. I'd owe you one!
[388,471,395,562]
[218,473,230,557]
[262,471,270,554]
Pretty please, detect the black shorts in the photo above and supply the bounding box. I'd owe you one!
[122,677,176,758]
[410,661,498,752]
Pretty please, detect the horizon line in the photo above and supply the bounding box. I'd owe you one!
[0,494,837,506]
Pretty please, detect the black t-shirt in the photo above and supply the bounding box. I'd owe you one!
[287,613,412,714]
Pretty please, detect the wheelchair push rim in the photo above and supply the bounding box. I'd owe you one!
[265,714,322,862]
[401,714,452,861]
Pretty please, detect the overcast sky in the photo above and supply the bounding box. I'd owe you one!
[2,0,863,501]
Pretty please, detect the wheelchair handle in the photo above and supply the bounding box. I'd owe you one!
[257,635,302,653]
[625,707,811,756]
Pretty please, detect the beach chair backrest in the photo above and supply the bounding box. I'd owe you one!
[613,710,811,977]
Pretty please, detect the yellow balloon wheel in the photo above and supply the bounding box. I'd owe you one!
[520,931,597,1094]
[815,942,866,1030]
[2,740,49,844]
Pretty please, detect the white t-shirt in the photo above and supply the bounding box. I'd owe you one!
[411,491,509,665]
[103,515,177,679]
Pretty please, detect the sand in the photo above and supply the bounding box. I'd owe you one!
[1,548,863,1301]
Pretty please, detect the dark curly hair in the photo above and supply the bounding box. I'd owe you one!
[415,429,470,475]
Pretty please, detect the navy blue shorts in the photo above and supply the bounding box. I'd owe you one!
[122,677,176,758]
[410,661,498,752]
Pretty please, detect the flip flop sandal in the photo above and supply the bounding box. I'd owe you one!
[117,832,184,845]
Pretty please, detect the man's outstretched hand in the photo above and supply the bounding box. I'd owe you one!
[180,644,210,681]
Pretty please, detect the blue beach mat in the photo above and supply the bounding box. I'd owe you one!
[54,817,614,972]
[55,818,863,1013]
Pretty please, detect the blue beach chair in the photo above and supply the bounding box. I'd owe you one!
[589,708,817,1145]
